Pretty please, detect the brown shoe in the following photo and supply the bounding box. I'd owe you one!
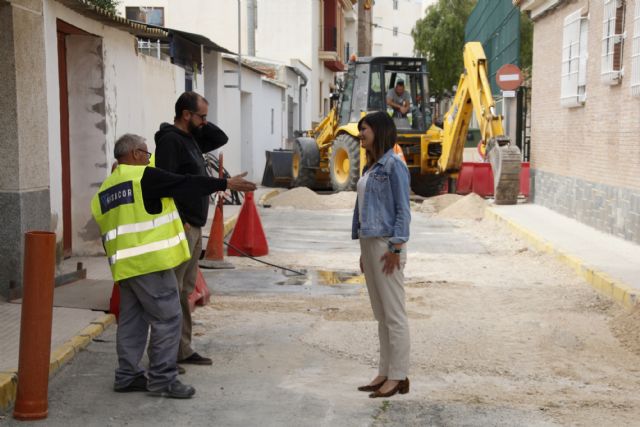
[178,352,213,366]
[357,377,387,392]
[369,378,410,398]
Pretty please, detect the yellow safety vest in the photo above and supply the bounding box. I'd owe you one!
[91,164,190,281]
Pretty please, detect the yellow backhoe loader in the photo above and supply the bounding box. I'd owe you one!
[291,41,521,204]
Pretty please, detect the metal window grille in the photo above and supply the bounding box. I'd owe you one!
[561,10,588,107]
[601,0,625,84]
[137,39,163,59]
[631,0,640,96]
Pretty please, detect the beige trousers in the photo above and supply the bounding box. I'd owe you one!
[173,225,202,361]
[360,237,410,380]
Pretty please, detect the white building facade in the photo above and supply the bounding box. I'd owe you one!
[0,0,219,297]
[118,0,356,127]
[372,0,434,57]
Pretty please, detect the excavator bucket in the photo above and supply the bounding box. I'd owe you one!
[486,137,521,205]
[262,149,294,188]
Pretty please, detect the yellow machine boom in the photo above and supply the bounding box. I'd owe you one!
[437,42,521,204]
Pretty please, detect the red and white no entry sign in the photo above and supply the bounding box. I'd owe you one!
[495,64,523,91]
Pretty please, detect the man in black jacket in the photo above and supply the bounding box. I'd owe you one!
[155,92,242,367]
[105,133,254,398]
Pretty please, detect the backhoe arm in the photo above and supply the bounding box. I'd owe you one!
[439,42,505,172]
[438,41,521,204]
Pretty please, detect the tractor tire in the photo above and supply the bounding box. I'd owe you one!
[330,134,360,192]
[410,172,445,197]
[292,137,320,189]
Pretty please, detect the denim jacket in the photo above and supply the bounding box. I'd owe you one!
[351,148,411,244]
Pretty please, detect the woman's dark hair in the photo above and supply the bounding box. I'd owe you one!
[174,91,208,121]
[358,111,397,166]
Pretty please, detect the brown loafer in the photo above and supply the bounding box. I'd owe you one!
[178,352,213,366]
[369,378,410,398]
[357,377,387,392]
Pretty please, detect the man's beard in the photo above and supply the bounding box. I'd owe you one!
[187,119,200,134]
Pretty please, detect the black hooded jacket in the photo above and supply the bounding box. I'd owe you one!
[154,122,229,227]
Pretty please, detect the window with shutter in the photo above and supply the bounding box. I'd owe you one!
[601,0,626,84]
[561,10,589,107]
[631,0,640,96]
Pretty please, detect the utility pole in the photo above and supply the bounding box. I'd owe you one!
[237,0,242,91]
[357,0,372,56]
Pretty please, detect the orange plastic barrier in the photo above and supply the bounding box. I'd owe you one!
[471,163,494,197]
[456,163,474,194]
[520,162,530,197]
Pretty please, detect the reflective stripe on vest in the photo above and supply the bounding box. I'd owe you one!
[108,231,187,265]
[102,210,181,243]
[91,164,191,282]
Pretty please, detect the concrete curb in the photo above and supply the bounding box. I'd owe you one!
[258,189,282,206]
[485,207,639,309]
[223,214,238,237]
[0,313,116,414]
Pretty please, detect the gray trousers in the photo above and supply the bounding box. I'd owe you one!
[173,225,202,361]
[360,237,410,380]
[115,269,181,391]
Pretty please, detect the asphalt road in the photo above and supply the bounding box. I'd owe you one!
[6,205,640,426]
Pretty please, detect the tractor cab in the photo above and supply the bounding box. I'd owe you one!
[338,57,431,133]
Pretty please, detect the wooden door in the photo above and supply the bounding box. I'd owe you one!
[57,29,71,258]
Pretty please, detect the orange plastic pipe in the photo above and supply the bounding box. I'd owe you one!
[13,231,56,421]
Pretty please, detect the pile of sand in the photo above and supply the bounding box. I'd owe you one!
[436,192,488,220]
[416,193,463,215]
[268,187,357,210]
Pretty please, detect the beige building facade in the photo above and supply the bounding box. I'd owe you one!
[519,0,640,243]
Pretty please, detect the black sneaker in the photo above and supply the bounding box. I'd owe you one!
[148,380,196,399]
[178,352,212,366]
[114,376,148,393]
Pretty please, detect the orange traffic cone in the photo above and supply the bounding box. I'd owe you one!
[199,203,234,269]
[227,192,269,257]
[204,205,224,260]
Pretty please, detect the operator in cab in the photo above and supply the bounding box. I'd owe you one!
[386,80,410,118]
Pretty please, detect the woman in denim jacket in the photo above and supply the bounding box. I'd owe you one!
[353,111,411,398]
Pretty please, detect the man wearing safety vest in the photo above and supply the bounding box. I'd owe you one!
[91,134,255,398]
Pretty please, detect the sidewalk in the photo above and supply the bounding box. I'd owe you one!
[0,253,117,413]
[0,188,279,414]
[486,203,640,309]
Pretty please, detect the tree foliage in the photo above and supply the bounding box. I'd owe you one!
[412,0,477,96]
[87,0,120,14]
[520,11,534,76]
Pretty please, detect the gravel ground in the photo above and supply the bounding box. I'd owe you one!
[200,197,640,426]
[11,194,640,426]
